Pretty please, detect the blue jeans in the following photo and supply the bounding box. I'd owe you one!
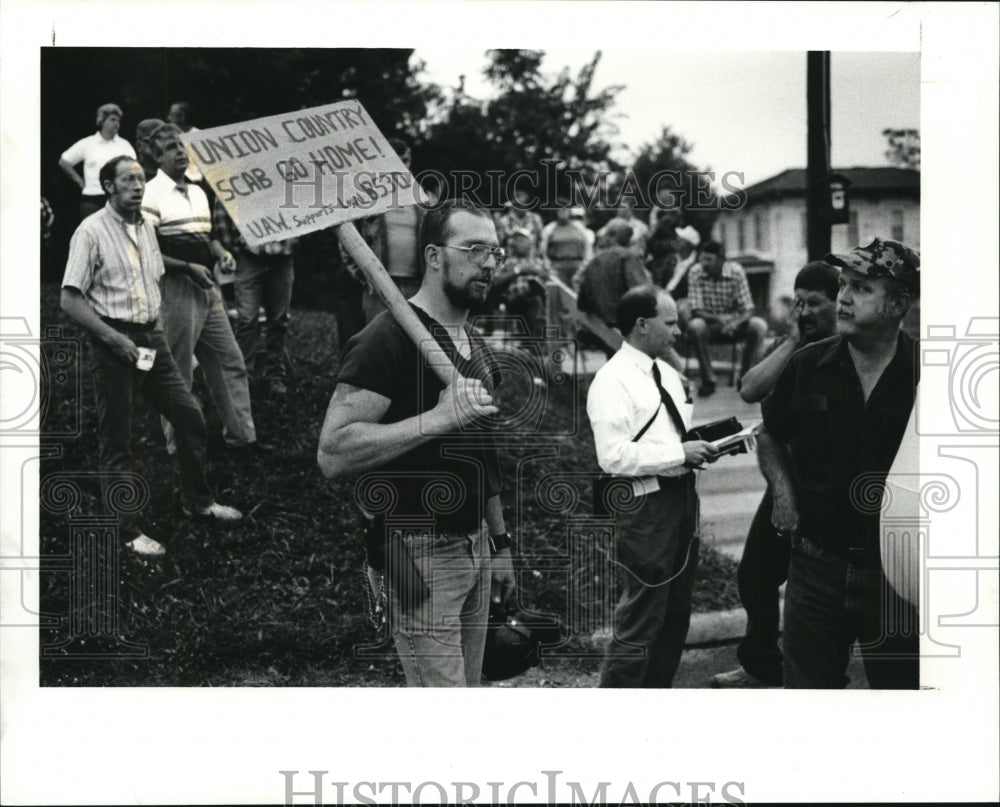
[89,323,214,540]
[783,535,919,689]
[600,475,700,688]
[234,251,294,382]
[159,272,256,449]
[387,525,491,687]
[735,489,790,685]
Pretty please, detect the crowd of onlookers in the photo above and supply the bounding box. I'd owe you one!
[50,98,923,692]
[48,100,780,408]
[46,97,774,564]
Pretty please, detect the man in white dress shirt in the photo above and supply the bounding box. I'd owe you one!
[586,285,719,687]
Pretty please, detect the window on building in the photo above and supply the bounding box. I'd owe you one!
[738,218,746,253]
[848,209,859,246]
[891,209,904,241]
[801,212,808,247]
[719,221,728,252]
[759,213,770,250]
[754,214,762,250]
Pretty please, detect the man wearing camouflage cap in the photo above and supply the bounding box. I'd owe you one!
[756,238,921,688]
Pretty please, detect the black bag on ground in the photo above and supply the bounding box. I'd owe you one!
[482,603,566,682]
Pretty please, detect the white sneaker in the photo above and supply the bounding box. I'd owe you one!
[124,534,166,557]
[184,502,244,523]
[710,667,779,688]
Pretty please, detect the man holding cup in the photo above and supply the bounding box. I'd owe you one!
[60,156,242,558]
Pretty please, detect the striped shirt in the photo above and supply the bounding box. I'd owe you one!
[62,202,164,323]
[142,169,216,266]
[688,260,755,316]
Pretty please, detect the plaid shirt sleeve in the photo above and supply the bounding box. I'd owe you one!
[212,197,242,253]
[337,215,381,285]
[731,263,755,314]
[688,264,705,311]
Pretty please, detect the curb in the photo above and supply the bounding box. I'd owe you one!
[587,593,785,649]
[684,606,748,647]
[686,591,785,647]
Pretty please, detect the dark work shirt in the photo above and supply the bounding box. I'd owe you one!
[761,331,919,553]
[336,304,502,534]
[577,246,650,326]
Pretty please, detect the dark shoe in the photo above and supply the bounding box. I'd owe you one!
[697,380,717,397]
[228,440,274,457]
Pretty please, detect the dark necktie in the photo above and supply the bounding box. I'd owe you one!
[652,362,687,438]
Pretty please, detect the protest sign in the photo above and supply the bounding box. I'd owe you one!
[182,101,423,247]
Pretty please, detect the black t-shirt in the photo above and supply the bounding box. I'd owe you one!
[336,304,502,535]
[761,331,918,553]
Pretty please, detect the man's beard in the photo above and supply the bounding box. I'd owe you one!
[442,271,490,309]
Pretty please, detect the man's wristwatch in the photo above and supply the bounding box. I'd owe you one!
[489,531,513,554]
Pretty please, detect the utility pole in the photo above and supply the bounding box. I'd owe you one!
[806,51,831,260]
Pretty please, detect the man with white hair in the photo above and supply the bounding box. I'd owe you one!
[142,122,265,457]
[60,155,243,557]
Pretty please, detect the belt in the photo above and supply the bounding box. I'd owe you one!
[656,472,694,488]
[101,316,158,332]
[801,536,878,568]
[842,545,878,568]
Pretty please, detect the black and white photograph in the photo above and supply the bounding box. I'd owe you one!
[2,2,998,804]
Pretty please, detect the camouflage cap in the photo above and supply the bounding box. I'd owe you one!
[825,238,920,293]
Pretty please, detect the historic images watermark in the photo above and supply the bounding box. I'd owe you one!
[903,316,1000,656]
[278,162,749,217]
[279,769,748,806]
[1,316,149,659]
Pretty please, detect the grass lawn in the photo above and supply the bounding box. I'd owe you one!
[37,283,740,687]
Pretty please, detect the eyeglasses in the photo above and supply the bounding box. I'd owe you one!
[437,244,507,268]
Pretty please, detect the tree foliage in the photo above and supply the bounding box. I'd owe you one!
[40,48,439,279]
[42,47,438,184]
[882,127,920,171]
[628,125,721,239]
[415,50,625,204]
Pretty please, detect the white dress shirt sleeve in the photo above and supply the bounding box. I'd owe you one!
[587,369,687,477]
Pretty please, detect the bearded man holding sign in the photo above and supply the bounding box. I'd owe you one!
[317,199,516,687]
[184,102,516,686]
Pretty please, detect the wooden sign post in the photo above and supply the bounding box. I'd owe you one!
[334,220,453,385]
